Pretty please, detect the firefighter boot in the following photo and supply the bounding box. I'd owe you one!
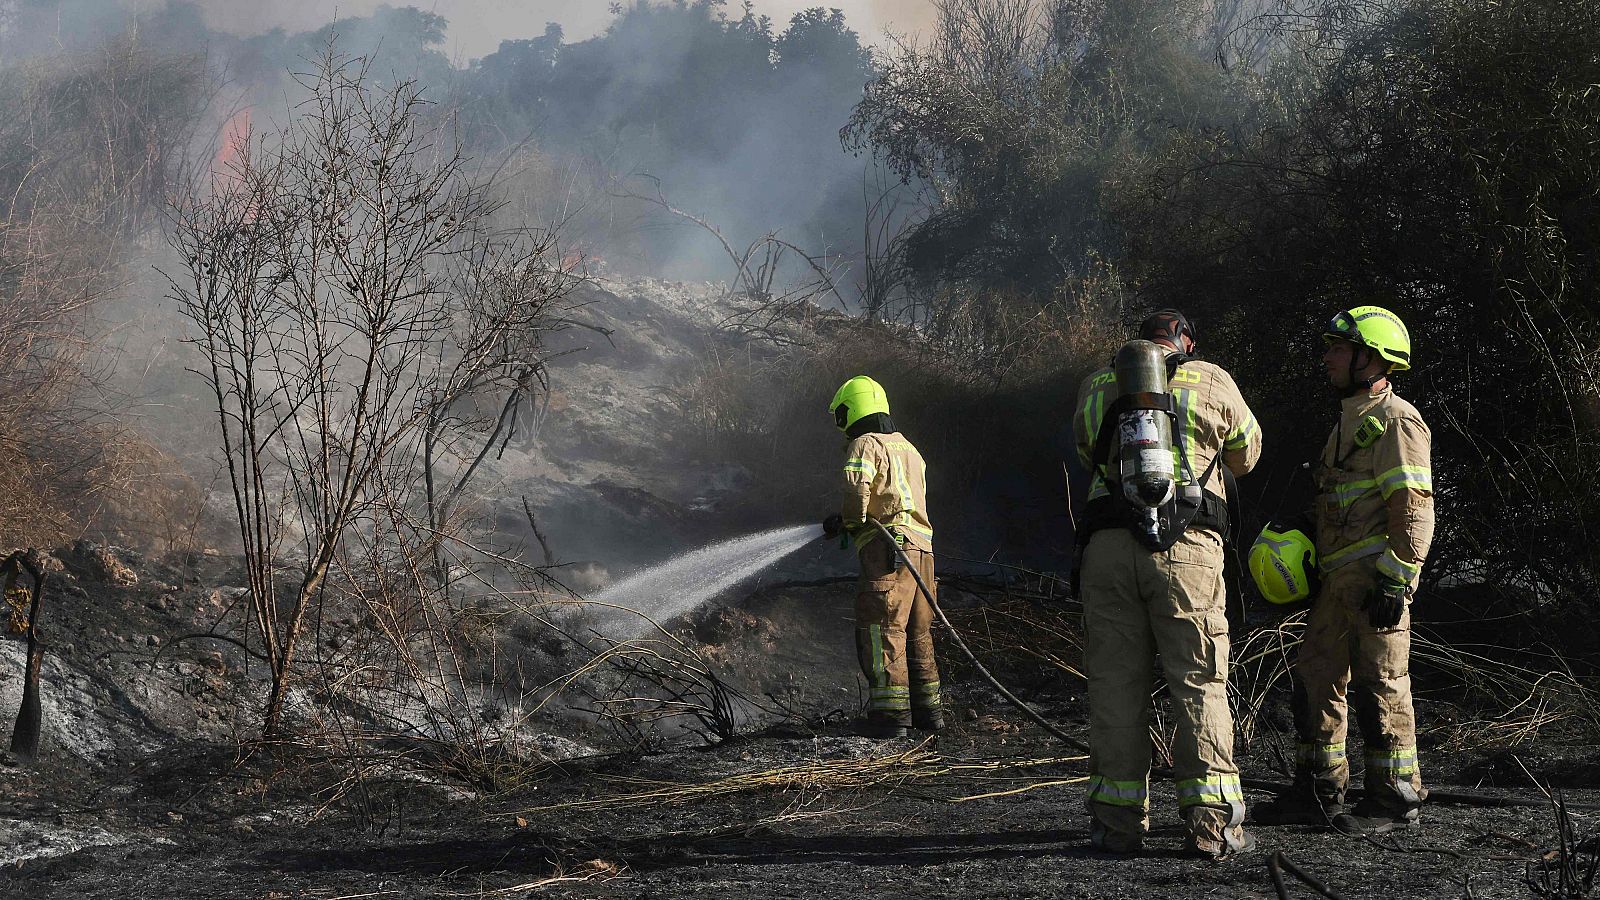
[850,718,909,739]
[1088,819,1143,857]
[1332,798,1419,835]
[1251,784,1345,827]
[1185,807,1257,860]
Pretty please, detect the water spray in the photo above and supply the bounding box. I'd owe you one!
[588,524,817,638]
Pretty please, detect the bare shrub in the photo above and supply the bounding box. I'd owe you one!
[613,175,848,346]
[165,47,581,737]
[0,212,114,546]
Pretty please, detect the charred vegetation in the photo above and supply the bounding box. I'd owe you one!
[0,1,1599,898]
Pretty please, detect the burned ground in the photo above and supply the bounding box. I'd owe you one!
[0,543,1594,900]
[1,699,1588,900]
[0,279,1589,900]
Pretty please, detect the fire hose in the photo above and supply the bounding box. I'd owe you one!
[865,519,1091,753]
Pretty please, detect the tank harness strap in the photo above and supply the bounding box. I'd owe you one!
[1077,451,1227,548]
[1090,392,1178,474]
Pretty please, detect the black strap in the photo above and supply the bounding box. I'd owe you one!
[1220,464,1247,628]
[1077,453,1228,552]
[1196,449,1223,499]
[1090,392,1177,476]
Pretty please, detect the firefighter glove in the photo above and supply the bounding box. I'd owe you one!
[1362,576,1408,629]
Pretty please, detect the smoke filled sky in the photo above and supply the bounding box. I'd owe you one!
[185,1,936,61]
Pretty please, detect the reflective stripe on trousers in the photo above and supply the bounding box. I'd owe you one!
[1296,742,1347,768]
[1366,746,1419,777]
[1176,773,1245,826]
[1087,775,1148,809]
[868,684,910,712]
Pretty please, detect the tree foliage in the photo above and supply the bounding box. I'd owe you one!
[465,1,876,263]
[846,0,1242,293]
[846,0,1600,609]
[1128,0,1600,603]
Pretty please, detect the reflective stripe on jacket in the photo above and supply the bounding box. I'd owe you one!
[1074,357,1261,504]
[1315,387,1434,583]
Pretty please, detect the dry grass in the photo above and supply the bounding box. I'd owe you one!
[935,583,1084,685]
[1230,610,1600,758]
[933,575,1600,766]
[1412,635,1600,752]
[515,744,1087,815]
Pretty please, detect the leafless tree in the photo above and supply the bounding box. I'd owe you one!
[612,174,848,345]
[854,168,924,323]
[165,48,581,736]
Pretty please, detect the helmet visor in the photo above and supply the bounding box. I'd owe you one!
[1322,310,1358,343]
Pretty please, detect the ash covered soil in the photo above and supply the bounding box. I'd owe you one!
[4,277,1592,899]
[0,547,1593,900]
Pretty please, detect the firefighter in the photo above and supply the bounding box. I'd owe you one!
[1252,306,1433,835]
[1074,310,1262,858]
[823,376,941,739]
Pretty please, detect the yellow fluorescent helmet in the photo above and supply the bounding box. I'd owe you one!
[1322,305,1412,371]
[1249,521,1318,605]
[830,375,890,431]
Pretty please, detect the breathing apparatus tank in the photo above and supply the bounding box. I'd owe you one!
[1112,340,1177,545]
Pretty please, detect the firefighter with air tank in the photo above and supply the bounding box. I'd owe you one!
[1072,310,1262,859]
[811,306,1430,850]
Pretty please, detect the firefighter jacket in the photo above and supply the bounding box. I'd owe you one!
[1075,356,1262,508]
[841,432,933,553]
[1314,386,1434,586]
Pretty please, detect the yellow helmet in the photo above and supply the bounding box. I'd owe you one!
[829,376,890,431]
[1323,305,1412,371]
[1249,520,1318,605]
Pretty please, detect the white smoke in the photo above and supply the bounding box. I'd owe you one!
[189,0,937,60]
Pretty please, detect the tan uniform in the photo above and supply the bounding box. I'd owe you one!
[1074,356,1261,854]
[1295,386,1433,811]
[841,432,939,724]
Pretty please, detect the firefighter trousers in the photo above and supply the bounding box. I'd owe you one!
[855,540,941,725]
[1080,527,1245,853]
[1290,559,1425,812]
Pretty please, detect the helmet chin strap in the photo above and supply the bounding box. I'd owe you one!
[1345,346,1387,396]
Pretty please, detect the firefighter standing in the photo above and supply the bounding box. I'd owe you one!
[1074,311,1262,858]
[823,376,942,739]
[1253,306,1433,835]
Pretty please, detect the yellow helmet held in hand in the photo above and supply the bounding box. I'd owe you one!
[1249,520,1319,605]
[1322,305,1412,371]
[830,376,890,431]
